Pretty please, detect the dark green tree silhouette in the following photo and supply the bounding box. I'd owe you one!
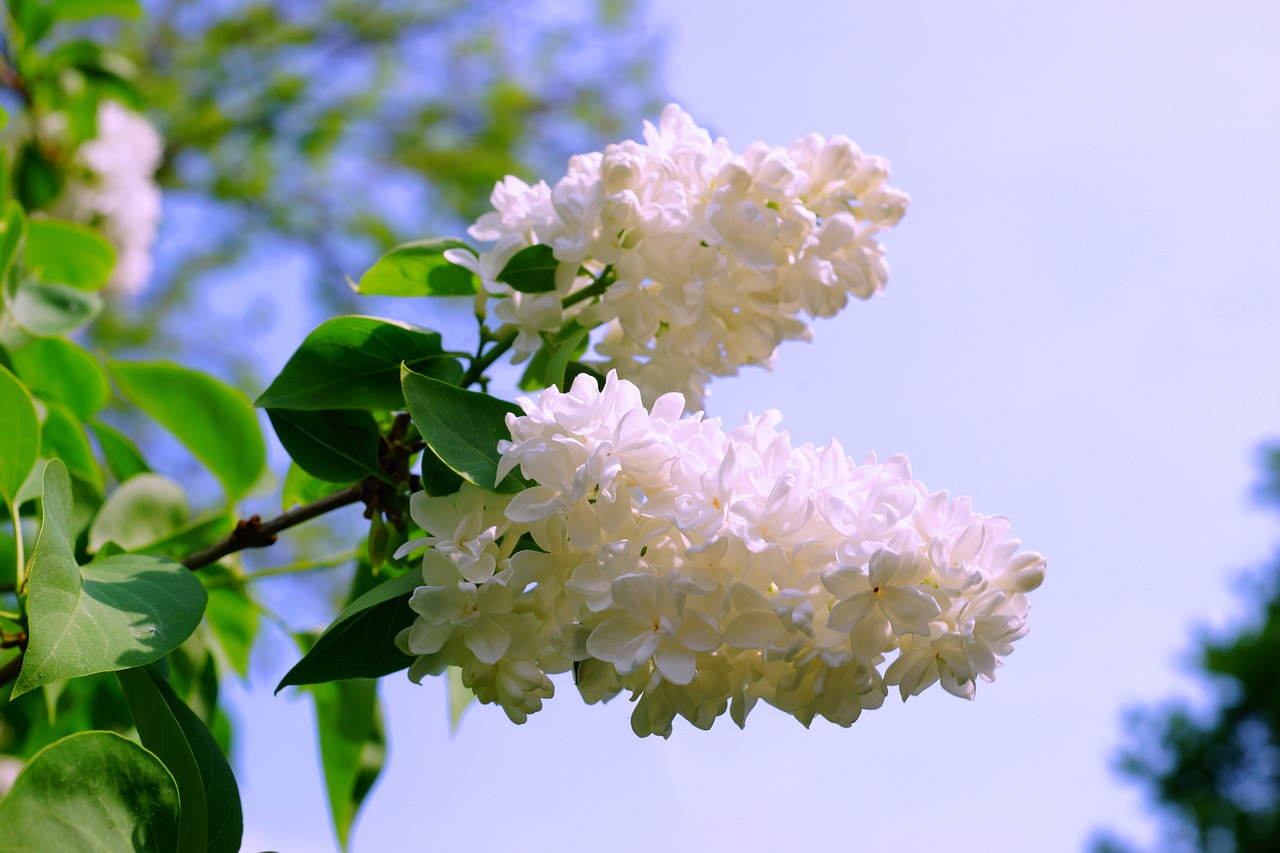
[1098,447,1280,852]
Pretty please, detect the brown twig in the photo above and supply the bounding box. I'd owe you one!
[181,479,370,571]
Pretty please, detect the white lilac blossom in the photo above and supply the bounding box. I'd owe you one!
[450,105,909,409]
[396,372,1045,737]
[65,101,164,295]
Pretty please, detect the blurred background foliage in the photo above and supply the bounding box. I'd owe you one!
[1095,448,1280,852]
[0,0,665,836]
[108,0,662,375]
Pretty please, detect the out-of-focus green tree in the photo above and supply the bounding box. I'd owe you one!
[1095,448,1280,853]
[95,0,663,363]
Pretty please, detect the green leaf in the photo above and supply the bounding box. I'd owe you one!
[446,666,475,734]
[23,219,115,291]
[276,571,419,691]
[311,679,385,851]
[8,280,102,337]
[138,512,234,561]
[401,365,526,494]
[203,583,258,680]
[418,445,465,497]
[282,462,350,510]
[51,0,144,22]
[88,419,151,481]
[266,408,391,485]
[255,315,464,411]
[109,360,265,500]
[88,473,188,553]
[116,667,209,853]
[13,461,208,697]
[118,665,243,853]
[0,731,180,853]
[10,337,110,419]
[0,201,25,292]
[496,243,559,293]
[545,330,591,389]
[40,399,103,492]
[0,365,39,504]
[356,238,478,297]
[13,143,62,210]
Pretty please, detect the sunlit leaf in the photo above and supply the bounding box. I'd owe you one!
[10,337,110,419]
[51,0,144,22]
[0,365,39,504]
[355,238,477,297]
[88,473,188,553]
[88,419,150,482]
[9,281,102,337]
[40,399,103,492]
[109,360,265,500]
[23,219,115,291]
[13,461,207,697]
[311,679,385,851]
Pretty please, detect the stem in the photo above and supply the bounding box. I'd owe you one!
[205,548,360,587]
[182,481,368,571]
[460,328,517,389]
[459,264,614,389]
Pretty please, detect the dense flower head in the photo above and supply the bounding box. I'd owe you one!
[64,101,164,295]
[451,104,909,409]
[397,372,1045,736]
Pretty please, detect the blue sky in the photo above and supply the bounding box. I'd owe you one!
[228,2,1280,850]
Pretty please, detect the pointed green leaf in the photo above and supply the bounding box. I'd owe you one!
[266,408,391,485]
[356,238,478,297]
[10,337,110,419]
[40,399,103,492]
[312,679,385,851]
[88,419,151,482]
[0,365,39,503]
[117,666,209,853]
[446,666,475,734]
[118,665,243,853]
[109,360,265,500]
[418,445,464,497]
[51,0,144,22]
[9,280,102,337]
[23,219,115,291]
[276,571,419,691]
[0,201,25,293]
[199,567,258,680]
[256,316,463,411]
[401,365,526,493]
[496,243,559,293]
[0,731,180,853]
[13,461,208,697]
[88,473,188,553]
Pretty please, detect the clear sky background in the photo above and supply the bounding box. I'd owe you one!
[227,2,1280,851]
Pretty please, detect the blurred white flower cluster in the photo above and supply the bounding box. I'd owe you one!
[397,372,1044,736]
[454,104,909,408]
[66,101,163,295]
